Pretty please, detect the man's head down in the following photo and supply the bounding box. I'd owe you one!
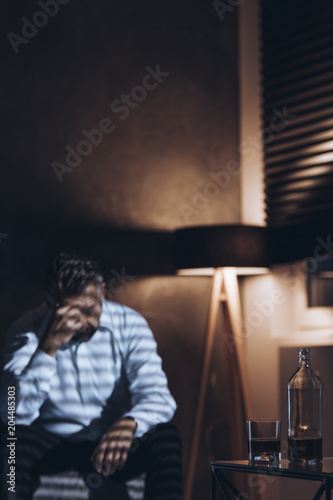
[44,253,105,342]
[44,252,104,307]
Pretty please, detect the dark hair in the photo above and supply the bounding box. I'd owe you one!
[44,252,104,306]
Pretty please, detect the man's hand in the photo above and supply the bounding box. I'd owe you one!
[90,417,137,476]
[39,304,83,357]
[39,285,103,357]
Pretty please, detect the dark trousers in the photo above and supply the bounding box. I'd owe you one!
[0,422,182,500]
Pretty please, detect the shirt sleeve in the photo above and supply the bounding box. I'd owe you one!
[0,319,57,426]
[121,311,177,437]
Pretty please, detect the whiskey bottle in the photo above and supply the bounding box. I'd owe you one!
[288,347,322,463]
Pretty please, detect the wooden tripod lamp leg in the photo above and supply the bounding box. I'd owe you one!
[223,268,267,500]
[223,268,253,421]
[183,268,257,500]
[183,269,224,500]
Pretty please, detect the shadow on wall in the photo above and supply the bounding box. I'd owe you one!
[1,0,240,231]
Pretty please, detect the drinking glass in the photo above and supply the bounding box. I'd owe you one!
[246,420,281,463]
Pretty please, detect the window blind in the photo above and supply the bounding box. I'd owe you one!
[260,0,333,227]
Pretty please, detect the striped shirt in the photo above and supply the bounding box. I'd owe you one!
[1,300,176,438]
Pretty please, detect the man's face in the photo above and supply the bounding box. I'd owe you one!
[59,283,105,342]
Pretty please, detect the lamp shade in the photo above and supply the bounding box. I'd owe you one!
[175,224,270,270]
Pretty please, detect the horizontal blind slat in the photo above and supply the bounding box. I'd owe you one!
[261,0,333,226]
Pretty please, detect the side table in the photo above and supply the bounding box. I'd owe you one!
[211,459,333,500]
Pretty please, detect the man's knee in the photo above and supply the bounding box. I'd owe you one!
[145,422,182,455]
[130,422,181,456]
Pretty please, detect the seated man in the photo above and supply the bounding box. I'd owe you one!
[0,253,182,500]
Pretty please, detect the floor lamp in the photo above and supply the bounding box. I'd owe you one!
[175,225,270,500]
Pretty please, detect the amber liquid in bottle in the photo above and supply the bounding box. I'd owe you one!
[288,348,322,463]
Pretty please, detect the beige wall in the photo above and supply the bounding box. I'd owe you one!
[2,1,241,231]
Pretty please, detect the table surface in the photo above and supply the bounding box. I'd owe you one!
[211,459,333,480]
